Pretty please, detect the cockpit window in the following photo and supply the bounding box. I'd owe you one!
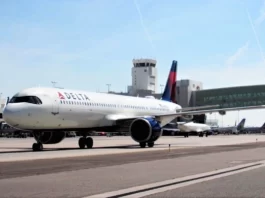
[9,96,42,104]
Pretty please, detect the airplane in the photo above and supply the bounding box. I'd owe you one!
[241,122,265,134]
[3,60,265,151]
[217,118,246,134]
[177,122,211,137]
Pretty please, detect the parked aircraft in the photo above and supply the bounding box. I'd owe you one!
[242,122,265,134]
[217,118,246,134]
[3,61,265,151]
[177,122,211,137]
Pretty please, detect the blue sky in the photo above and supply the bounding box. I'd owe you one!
[1,0,265,125]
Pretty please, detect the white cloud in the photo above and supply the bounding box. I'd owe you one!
[255,0,265,26]
[225,42,249,66]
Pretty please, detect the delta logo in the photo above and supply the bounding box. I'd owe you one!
[58,92,90,101]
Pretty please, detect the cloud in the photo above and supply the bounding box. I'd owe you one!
[255,0,265,25]
[225,42,249,66]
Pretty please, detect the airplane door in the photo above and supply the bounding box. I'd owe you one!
[51,98,59,115]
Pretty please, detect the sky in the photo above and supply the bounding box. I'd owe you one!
[0,0,265,126]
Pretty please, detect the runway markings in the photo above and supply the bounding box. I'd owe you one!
[85,160,265,198]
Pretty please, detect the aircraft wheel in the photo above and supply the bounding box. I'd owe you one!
[86,137,93,148]
[32,142,43,151]
[79,137,86,149]
[140,142,146,148]
[147,142,154,148]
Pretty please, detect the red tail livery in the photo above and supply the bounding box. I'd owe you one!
[161,60,177,103]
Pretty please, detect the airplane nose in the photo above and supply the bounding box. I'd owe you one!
[3,105,24,127]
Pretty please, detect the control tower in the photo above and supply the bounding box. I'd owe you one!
[128,58,157,94]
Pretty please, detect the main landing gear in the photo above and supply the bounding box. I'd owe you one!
[139,142,154,148]
[78,137,94,149]
[198,132,208,137]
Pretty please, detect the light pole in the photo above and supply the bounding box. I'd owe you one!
[160,84,164,94]
[106,84,111,93]
[51,81,64,89]
[0,93,2,109]
[51,81,57,88]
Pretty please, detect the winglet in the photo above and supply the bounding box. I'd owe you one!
[161,60,177,103]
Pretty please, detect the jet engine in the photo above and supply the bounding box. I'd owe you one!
[129,117,162,143]
[33,131,66,144]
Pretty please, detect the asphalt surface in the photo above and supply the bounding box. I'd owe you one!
[1,142,265,179]
[1,140,265,197]
[146,166,265,198]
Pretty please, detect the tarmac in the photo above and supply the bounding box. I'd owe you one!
[1,134,265,197]
[0,134,264,162]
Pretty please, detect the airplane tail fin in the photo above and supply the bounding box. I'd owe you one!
[161,60,177,103]
[236,118,246,130]
[261,122,265,129]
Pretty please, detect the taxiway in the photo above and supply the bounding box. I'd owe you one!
[0,135,264,162]
[1,135,265,198]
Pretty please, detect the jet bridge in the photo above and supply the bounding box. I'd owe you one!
[193,85,265,108]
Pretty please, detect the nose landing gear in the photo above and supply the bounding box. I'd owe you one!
[32,142,43,151]
[78,137,94,149]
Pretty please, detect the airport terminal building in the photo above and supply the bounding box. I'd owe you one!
[193,85,265,108]
[149,79,265,109]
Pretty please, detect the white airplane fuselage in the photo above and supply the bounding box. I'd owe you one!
[178,122,211,133]
[3,87,181,131]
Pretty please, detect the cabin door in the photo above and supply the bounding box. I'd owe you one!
[51,98,59,115]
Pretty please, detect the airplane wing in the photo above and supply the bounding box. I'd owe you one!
[155,105,265,127]
[181,105,220,112]
[108,105,265,128]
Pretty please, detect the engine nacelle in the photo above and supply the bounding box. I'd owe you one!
[33,131,66,144]
[181,115,194,121]
[129,117,162,143]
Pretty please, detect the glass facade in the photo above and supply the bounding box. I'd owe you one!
[194,85,265,108]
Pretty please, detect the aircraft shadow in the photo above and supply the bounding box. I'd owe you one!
[0,144,165,154]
